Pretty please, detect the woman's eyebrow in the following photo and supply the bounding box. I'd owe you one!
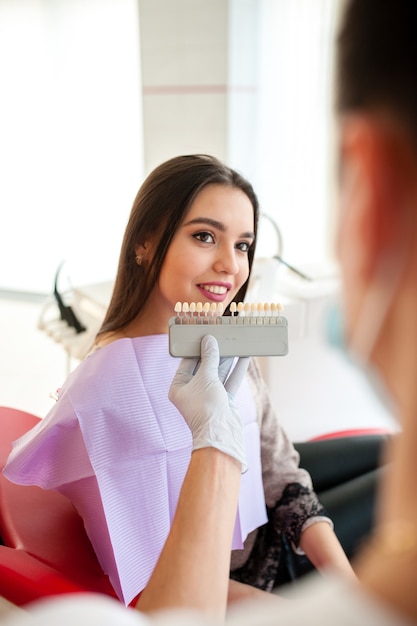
[183,216,255,239]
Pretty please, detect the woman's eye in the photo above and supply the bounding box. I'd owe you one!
[193,231,214,244]
[236,241,251,252]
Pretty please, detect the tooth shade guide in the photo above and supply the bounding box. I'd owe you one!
[169,302,288,357]
[172,302,285,325]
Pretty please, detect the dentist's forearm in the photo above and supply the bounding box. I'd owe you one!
[136,447,241,618]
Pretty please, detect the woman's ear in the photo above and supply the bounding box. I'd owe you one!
[134,240,153,261]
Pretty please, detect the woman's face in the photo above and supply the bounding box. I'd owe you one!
[146,183,255,332]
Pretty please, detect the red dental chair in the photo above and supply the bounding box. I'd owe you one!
[0,405,390,605]
[0,406,116,606]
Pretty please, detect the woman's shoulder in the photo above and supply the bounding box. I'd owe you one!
[84,330,128,358]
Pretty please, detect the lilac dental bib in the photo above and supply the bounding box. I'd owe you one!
[3,335,267,605]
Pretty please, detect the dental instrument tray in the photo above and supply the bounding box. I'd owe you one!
[169,301,288,357]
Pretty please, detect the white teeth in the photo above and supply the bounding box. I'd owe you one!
[200,284,227,295]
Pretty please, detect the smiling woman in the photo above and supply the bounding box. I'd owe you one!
[3,154,354,612]
[95,155,259,341]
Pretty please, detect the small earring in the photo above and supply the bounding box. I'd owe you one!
[135,254,143,266]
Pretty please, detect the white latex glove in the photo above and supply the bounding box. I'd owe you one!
[168,334,249,472]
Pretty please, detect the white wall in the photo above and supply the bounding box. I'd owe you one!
[0,0,144,294]
[139,0,229,173]
[251,0,341,267]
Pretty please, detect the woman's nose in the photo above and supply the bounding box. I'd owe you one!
[213,246,239,275]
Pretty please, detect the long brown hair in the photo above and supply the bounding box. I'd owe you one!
[98,154,259,337]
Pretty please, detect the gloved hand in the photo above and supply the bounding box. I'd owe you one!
[168,334,249,472]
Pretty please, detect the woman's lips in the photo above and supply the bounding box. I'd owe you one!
[197,283,230,302]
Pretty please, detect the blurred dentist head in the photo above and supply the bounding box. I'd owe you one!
[335,0,417,414]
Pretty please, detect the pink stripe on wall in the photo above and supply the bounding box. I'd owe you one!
[142,84,257,95]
